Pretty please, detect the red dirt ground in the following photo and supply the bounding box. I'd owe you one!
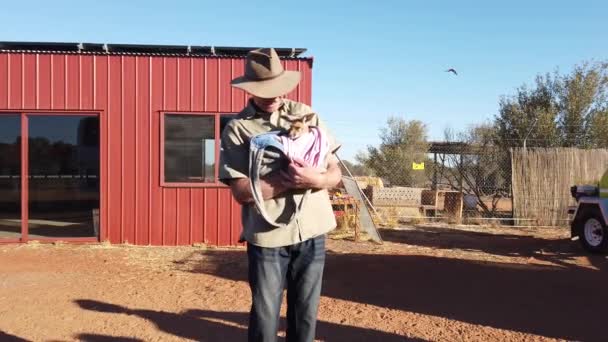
[1,224,607,342]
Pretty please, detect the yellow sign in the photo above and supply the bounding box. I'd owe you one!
[412,162,425,170]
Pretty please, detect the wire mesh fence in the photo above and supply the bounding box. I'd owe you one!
[337,144,608,229]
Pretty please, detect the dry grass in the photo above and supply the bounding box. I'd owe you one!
[353,176,384,189]
[381,207,400,228]
[335,215,358,230]
[374,206,424,228]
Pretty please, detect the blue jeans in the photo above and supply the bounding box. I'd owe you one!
[247,235,326,342]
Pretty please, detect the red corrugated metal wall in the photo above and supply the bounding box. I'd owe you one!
[0,52,313,246]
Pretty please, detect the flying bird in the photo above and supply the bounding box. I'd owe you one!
[445,68,458,75]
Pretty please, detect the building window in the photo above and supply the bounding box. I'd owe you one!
[162,113,236,186]
[163,114,216,184]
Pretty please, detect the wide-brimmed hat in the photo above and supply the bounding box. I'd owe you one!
[231,48,301,98]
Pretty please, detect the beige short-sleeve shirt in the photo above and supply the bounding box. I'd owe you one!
[219,99,341,247]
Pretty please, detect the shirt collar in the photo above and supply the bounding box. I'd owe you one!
[240,98,286,119]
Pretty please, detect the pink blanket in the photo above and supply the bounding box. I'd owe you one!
[278,127,329,168]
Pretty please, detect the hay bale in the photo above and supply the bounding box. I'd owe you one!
[375,206,424,227]
[354,176,384,189]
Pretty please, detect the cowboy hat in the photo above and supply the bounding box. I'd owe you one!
[231,48,301,98]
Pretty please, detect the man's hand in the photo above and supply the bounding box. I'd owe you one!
[282,157,342,190]
[281,158,324,189]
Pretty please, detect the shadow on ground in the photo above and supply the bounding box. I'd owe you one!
[378,226,604,269]
[75,300,421,342]
[170,227,608,342]
[0,331,30,342]
[73,334,144,342]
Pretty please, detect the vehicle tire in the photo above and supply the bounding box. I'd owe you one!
[575,207,608,254]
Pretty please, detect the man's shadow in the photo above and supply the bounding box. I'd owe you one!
[173,247,608,341]
[75,300,243,341]
[70,334,143,342]
[0,331,30,342]
[74,299,424,341]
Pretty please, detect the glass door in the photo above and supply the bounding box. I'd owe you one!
[0,115,22,240]
[27,115,100,239]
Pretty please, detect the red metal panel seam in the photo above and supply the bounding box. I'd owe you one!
[189,190,193,245]
[309,59,313,106]
[134,57,139,244]
[5,55,9,107]
[162,182,165,245]
[189,58,194,245]
[216,187,220,245]
[36,54,39,109]
[175,188,179,244]
[148,56,152,245]
[229,59,235,242]
[21,54,24,108]
[100,107,104,241]
[190,59,194,111]
[204,59,207,111]
[216,60,221,245]
[63,55,67,109]
[49,55,53,108]
[93,57,96,108]
[217,59,220,114]
[214,61,220,181]
[161,57,166,246]
[92,55,97,238]
[230,58,242,107]
[230,190,234,244]
[202,59,207,243]
[241,58,247,107]
[80,55,84,109]
[95,58,103,242]
[79,55,82,110]
[121,56,125,243]
[92,56,98,240]
[203,189,207,243]
[230,59,234,112]
[297,61,302,102]
[175,58,180,245]
[105,55,110,242]
[21,114,29,242]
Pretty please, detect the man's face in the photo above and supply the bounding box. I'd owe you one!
[252,96,282,113]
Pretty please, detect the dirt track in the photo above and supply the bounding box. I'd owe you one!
[1,225,607,341]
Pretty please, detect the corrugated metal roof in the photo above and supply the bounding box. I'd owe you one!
[0,41,308,59]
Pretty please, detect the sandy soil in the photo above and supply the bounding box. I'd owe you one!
[1,224,607,342]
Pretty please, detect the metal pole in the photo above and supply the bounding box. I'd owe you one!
[433,152,438,190]
[335,154,381,218]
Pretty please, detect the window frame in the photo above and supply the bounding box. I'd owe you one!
[160,111,236,188]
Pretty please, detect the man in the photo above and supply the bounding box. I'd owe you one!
[219,48,342,342]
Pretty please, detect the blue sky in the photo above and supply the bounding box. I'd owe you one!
[2,0,608,160]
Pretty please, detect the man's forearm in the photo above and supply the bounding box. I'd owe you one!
[230,158,342,204]
[319,160,342,189]
[229,174,286,204]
